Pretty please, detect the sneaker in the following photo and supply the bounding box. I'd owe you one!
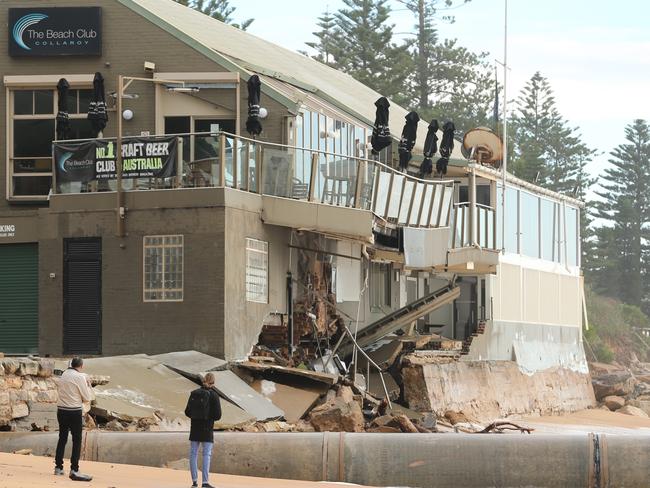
[202,483,215,488]
[53,468,65,476]
[191,483,198,488]
[69,470,93,482]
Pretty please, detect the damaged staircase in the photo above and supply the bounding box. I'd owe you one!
[339,284,461,358]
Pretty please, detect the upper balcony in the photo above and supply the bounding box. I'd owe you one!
[52,131,498,271]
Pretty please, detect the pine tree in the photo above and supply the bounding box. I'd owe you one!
[173,0,253,30]
[306,10,340,67]
[593,119,650,311]
[329,0,412,101]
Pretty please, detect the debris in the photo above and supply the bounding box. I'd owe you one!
[211,370,284,421]
[367,372,399,401]
[87,375,110,387]
[150,350,228,383]
[479,421,533,434]
[602,395,626,411]
[363,341,403,370]
[105,419,126,431]
[13,449,31,455]
[444,410,470,425]
[309,397,364,432]
[390,414,419,433]
[236,361,338,386]
[251,379,323,423]
[592,372,636,401]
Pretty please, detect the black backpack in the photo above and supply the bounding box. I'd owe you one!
[185,388,211,420]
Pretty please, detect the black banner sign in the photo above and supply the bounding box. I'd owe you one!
[54,137,178,183]
[9,7,102,57]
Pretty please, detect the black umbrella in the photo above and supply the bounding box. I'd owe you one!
[246,74,262,136]
[56,78,71,141]
[370,97,391,155]
[436,121,456,176]
[397,111,420,171]
[418,119,439,178]
[87,72,108,137]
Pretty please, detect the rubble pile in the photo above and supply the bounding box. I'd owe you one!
[590,359,650,418]
[0,357,58,432]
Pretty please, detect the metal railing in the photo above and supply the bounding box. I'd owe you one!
[452,202,497,249]
[53,131,455,229]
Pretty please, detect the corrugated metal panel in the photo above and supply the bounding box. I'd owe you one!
[64,238,101,355]
[0,244,38,354]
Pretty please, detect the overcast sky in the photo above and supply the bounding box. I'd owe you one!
[233,0,650,181]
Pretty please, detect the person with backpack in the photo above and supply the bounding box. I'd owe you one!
[185,372,222,488]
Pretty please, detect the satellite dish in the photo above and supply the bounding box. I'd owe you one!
[462,127,503,168]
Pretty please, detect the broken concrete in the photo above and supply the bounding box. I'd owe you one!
[150,350,228,382]
[402,356,596,421]
[236,361,338,386]
[309,398,364,432]
[251,379,322,423]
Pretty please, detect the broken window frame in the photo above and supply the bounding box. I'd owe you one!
[143,235,184,302]
[246,238,269,304]
[369,262,391,311]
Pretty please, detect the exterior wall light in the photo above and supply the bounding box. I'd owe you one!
[122,109,134,121]
[258,107,268,119]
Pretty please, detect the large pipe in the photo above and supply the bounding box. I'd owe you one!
[1,432,649,487]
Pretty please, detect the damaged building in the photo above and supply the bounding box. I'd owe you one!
[0,0,591,416]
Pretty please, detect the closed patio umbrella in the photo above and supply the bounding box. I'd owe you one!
[246,74,262,136]
[87,72,108,137]
[418,119,439,178]
[397,111,419,171]
[370,97,391,156]
[56,78,71,141]
[436,121,456,176]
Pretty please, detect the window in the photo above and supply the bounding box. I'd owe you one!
[540,198,555,261]
[246,238,268,303]
[370,262,391,310]
[565,206,579,267]
[143,235,184,301]
[9,87,93,200]
[520,191,539,258]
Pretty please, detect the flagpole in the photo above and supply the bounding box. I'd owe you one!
[501,0,508,254]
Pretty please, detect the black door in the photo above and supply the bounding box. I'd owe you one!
[453,277,478,341]
[64,238,102,354]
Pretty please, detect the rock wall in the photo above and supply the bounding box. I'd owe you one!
[0,358,58,431]
[402,356,596,421]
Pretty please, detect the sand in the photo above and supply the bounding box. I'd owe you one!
[518,408,650,434]
[0,452,371,488]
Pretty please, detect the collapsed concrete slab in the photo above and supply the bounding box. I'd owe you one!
[251,379,323,423]
[402,356,596,421]
[150,350,228,381]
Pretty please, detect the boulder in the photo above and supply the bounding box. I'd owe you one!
[4,376,23,389]
[309,398,364,432]
[11,402,29,419]
[37,360,54,378]
[617,405,649,418]
[602,395,626,411]
[105,419,126,431]
[591,372,636,400]
[444,410,471,425]
[626,399,650,416]
[1,360,20,375]
[17,360,39,377]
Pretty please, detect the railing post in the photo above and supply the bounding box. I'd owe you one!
[175,137,182,189]
[354,159,364,209]
[258,146,265,195]
[426,185,437,227]
[254,144,262,193]
[493,206,497,250]
[218,133,226,187]
[232,135,238,189]
[469,168,477,246]
[308,153,318,202]
[244,142,250,191]
[383,171,394,219]
[452,205,457,248]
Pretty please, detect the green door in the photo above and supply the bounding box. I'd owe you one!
[0,243,38,354]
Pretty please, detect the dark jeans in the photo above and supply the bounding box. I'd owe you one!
[55,409,83,472]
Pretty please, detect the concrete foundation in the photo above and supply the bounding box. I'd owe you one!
[402,357,596,420]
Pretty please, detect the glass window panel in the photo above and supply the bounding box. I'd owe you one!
[373,170,391,215]
[429,184,443,226]
[555,204,564,264]
[34,90,53,114]
[505,187,519,253]
[14,91,33,115]
[521,191,539,258]
[398,180,414,224]
[66,89,79,114]
[439,185,454,227]
[143,235,183,302]
[68,119,96,141]
[296,114,304,182]
[78,89,93,114]
[540,198,554,261]
[13,159,52,174]
[409,183,425,225]
[566,206,578,267]
[13,176,52,196]
[246,238,268,303]
[14,119,55,157]
[419,184,434,226]
[387,174,404,218]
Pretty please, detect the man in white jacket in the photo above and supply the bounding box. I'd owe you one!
[54,357,93,481]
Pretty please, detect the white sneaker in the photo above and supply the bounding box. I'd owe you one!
[69,470,93,481]
[53,468,65,476]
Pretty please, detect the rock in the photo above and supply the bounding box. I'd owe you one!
[37,360,54,378]
[367,426,401,433]
[598,405,611,410]
[17,360,39,377]
[310,398,364,432]
[444,410,470,425]
[0,391,10,406]
[87,375,110,387]
[391,414,419,433]
[370,415,394,428]
[292,420,316,432]
[11,402,29,419]
[618,405,649,418]
[4,376,22,389]
[105,419,126,431]
[13,449,32,455]
[0,363,4,376]
[420,413,437,431]
[1,360,19,375]
[85,416,97,430]
[592,372,636,400]
[602,395,626,411]
[589,362,625,376]
[634,373,650,384]
[34,390,58,403]
[336,386,355,404]
[626,399,650,416]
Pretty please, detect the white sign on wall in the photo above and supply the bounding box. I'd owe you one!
[0,224,16,238]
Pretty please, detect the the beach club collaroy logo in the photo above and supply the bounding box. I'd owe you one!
[9,7,102,57]
[12,13,48,50]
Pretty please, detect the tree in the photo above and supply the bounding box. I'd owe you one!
[173,0,253,30]
[309,0,412,102]
[592,119,650,311]
[305,10,340,67]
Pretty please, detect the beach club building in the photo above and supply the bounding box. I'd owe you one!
[0,0,586,374]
